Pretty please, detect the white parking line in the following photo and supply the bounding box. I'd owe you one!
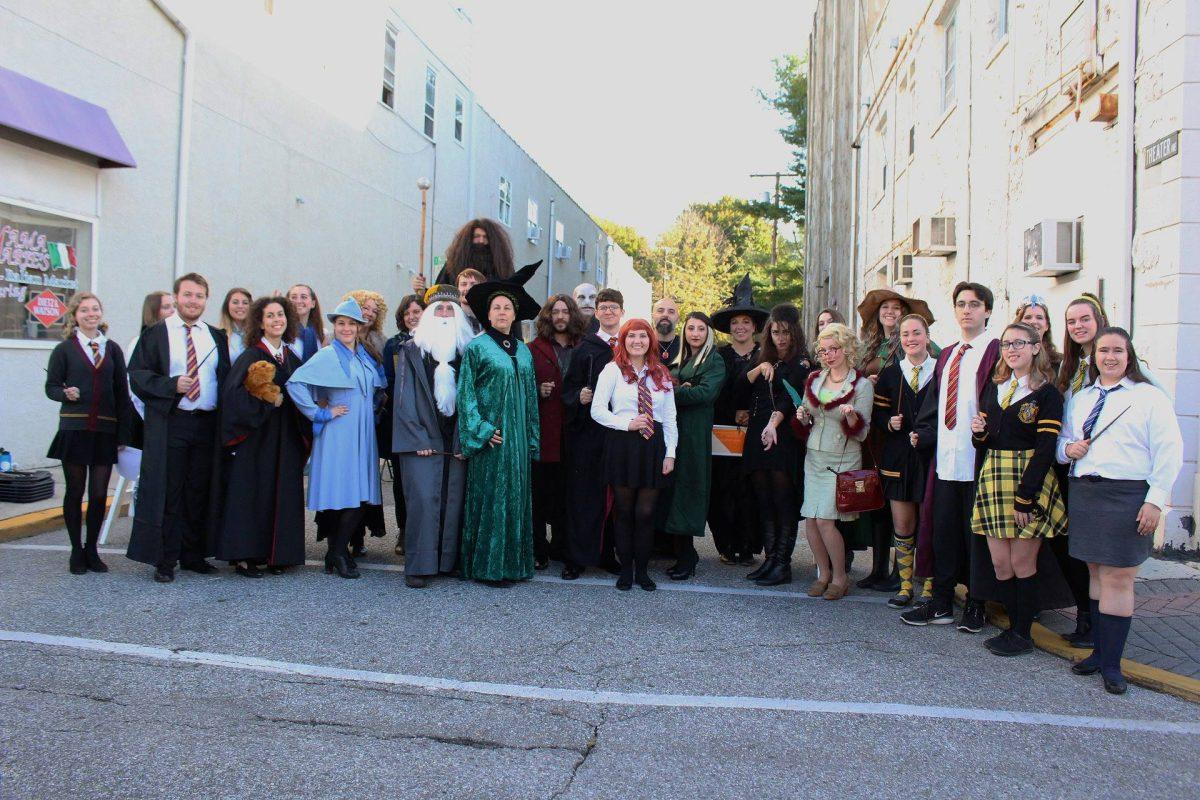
[1,629,1196,736]
[0,543,890,604]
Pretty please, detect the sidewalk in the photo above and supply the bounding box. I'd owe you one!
[0,470,127,542]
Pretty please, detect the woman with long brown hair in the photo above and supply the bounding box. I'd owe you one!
[741,304,812,586]
[1012,295,1062,373]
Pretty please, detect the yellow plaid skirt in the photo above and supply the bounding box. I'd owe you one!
[971,449,1067,539]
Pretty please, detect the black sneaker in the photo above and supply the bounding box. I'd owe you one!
[887,591,913,609]
[900,603,955,626]
[985,629,1034,656]
[957,601,986,633]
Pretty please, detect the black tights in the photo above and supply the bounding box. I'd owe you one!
[612,487,659,578]
[328,505,365,559]
[62,463,112,551]
[750,469,797,546]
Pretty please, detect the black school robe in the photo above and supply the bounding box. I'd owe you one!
[213,343,312,565]
[707,343,762,558]
[560,332,616,566]
[126,320,230,566]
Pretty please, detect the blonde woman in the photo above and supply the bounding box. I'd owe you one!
[793,322,874,600]
[219,287,253,363]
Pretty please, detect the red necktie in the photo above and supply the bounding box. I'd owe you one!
[943,343,971,430]
[88,340,100,366]
[608,336,617,349]
[637,375,653,440]
[184,324,201,401]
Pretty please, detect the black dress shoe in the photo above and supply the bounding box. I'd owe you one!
[985,629,1034,657]
[1102,673,1128,694]
[153,568,175,583]
[534,557,549,571]
[404,574,428,588]
[745,558,773,581]
[83,548,108,573]
[637,575,657,592]
[615,575,633,591]
[669,563,696,581]
[69,548,87,575]
[329,554,360,579]
[870,574,901,593]
[235,563,264,578]
[1071,653,1101,675]
[181,560,218,575]
[600,558,622,576]
[561,565,582,580]
[267,566,288,575]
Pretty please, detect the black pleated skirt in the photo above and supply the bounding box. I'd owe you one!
[603,423,672,489]
[47,429,118,466]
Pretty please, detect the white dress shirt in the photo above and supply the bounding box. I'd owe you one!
[165,313,219,411]
[74,329,107,365]
[262,339,286,362]
[901,354,935,392]
[591,361,679,458]
[936,332,998,482]
[996,373,1033,407]
[126,334,145,419]
[1057,377,1183,509]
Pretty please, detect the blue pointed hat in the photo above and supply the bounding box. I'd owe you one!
[326,297,365,324]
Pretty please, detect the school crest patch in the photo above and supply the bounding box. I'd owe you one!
[1018,401,1039,424]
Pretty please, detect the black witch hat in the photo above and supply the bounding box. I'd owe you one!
[465,260,543,324]
[711,274,769,333]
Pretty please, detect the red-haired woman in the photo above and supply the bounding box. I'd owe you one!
[591,319,678,591]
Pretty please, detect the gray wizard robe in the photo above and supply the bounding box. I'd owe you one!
[391,340,466,576]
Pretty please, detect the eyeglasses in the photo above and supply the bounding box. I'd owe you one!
[999,339,1036,351]
[596,303,621,312]
[816,344,843,357]
[954,300,985,310]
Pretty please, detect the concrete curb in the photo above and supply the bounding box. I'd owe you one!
[953,587,1200,705]
[0,497,128,544]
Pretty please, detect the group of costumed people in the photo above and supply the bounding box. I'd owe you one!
[43,214,1183,696]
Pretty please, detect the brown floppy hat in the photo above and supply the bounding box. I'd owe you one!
[856,288,935,328]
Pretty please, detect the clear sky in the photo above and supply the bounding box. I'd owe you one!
[461,1,816,241]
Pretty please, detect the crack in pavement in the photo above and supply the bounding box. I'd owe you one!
[548,708,603,800]
[251,713,589,756]
[0,683,127,706]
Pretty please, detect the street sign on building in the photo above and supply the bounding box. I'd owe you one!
[1144,132,1179,168]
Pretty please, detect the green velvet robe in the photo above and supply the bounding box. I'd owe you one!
[664,351,727,536]
[457,333,540,581]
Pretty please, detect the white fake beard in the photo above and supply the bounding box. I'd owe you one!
[433,361,457,416]
[413,310,472,416]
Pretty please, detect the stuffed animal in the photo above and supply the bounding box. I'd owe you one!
[244,360,282,405]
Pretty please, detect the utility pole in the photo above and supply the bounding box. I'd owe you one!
[751,171,799,288]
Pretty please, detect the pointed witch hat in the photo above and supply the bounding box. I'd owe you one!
[711,274,770,333]
[465,260,544,324]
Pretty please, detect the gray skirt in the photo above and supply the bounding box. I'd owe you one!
[801,448,861,522]
[1067,477,1153,568]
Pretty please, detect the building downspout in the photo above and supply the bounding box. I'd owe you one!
[1119,0,1139,331]
[148,0,193,280]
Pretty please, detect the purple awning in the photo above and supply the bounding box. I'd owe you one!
[0,65,136,168]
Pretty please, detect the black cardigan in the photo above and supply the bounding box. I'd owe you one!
[44,336,135,442]
[971,380,1064,511]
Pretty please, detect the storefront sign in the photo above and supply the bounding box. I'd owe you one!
[1144,132,1180,168]
[0,201,90,341]
[25,289,67,327]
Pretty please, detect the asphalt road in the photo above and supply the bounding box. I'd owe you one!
[1,517,1197,799]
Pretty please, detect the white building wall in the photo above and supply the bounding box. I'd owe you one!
[809,0,1200,552]
[0,0,611,469]
[604,241,651,322]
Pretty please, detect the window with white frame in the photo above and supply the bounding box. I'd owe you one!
[994,0,1009,42]
[942,6,957,113]
[498,177,512,225]
[382,26,397,108]
[454,96,464,143]
[578,239,586,271]
[0,200,93,342]
[526,199,539,241]
[423,67,437,139]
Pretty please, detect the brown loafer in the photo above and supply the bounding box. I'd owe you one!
[823,581,849,601]
[807,580,829,597]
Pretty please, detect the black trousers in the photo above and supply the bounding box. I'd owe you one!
[707,457,761,558]
[160,411,216,570]
[930,478,976,609]
[390,455,407,533]
[532,460,566,562]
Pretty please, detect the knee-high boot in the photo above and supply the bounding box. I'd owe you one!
[755,519,795,586]
[746,519,777,581]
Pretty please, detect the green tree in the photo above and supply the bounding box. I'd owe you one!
[595,218,656,282]
[689,196,803,309]
[654,210,735,315]
[758,54,808,223]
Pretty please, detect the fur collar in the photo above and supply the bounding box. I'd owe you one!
[804,368,859,409]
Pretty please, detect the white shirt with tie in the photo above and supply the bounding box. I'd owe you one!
[1057,377,1183,510]
[165,313,219,411]
[935,332,998,482]
[901,354,935,393]
[591,362,679,458]
[74,329,107,365]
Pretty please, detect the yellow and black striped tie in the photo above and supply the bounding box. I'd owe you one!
[1070,358,1087,394]
[909,365,920,391]
[1000,378,1019,409]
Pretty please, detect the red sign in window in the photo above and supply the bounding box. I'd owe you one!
[25,289,67,327]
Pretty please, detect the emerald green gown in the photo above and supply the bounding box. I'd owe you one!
[457,333,540,581]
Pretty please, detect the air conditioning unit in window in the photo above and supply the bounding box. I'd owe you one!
[526,222,541,243]
[578,260,590,273]
[891,254,914,286]
[911,216,957,256]
[1023,219,1080,276]
[555,243,572,260]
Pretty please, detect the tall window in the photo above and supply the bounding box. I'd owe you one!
[942,6,957,113]
[454,96,465,143]
[423,67,437,138]
[498,177,512,225]
[382,26,397,108]
[995,0,1009,41]
[578,239,586,270]
[526,199,539,240]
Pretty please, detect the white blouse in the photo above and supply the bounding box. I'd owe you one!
[1057,377,1183,509]
[591,361,679,458]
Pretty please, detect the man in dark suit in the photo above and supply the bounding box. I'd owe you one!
[127,272,230,582]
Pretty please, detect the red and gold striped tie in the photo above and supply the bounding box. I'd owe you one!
[184,324,201,401]
[88,340,100,366]
[943,343,971,430]
[637,375,653,440]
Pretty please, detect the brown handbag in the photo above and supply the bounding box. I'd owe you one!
[823,375,885,514]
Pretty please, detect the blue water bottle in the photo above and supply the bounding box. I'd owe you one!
[0,449,12,472]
